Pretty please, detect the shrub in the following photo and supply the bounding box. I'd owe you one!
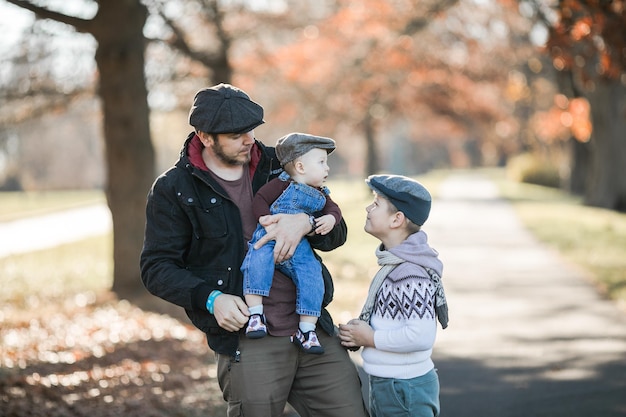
[506,153,561,188]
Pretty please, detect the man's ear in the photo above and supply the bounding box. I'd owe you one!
[198,131,212,147]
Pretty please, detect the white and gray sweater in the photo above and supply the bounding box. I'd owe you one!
[361,231,444,379]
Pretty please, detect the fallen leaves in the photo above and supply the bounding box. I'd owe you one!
[0,291,227,417]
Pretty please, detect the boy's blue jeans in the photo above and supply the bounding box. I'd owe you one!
[369,368,440,417]
[242,177,327,317]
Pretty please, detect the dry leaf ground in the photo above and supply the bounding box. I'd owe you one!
[0,291,229,417]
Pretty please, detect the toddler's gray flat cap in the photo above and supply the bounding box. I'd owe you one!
[275,132,336,165]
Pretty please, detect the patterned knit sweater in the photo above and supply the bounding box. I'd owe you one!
[362,231,443,379]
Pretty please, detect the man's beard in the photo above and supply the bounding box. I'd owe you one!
[213,139,250,166]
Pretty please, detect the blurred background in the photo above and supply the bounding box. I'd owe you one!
[1,0,625,416]
[1,0,624,293]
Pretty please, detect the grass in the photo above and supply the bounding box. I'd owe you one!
[0,234,113,307]
[0,190,105,222]
[1,169,625,315]
[0,189,112,309]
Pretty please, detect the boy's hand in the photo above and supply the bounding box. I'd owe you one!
[312,214,336,236]
[338,319,375,348]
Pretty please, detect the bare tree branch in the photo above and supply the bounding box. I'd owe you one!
[403,0,460,35]
[5,0,94,33]
[144,0,232,82]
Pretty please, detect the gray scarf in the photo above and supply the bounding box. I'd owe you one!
[359,246,449,329]
[358,247,404,323]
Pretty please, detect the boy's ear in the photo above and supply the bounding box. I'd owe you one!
[294,160,306,174]
[390,211,406,229]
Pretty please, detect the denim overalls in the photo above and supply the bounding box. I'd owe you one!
[241,171,328,317]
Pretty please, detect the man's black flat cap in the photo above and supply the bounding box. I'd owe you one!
[189,83,265,134]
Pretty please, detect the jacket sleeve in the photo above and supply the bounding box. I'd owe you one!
[139,176,212,311]
[308,217,347,252]
[320,193,342,225]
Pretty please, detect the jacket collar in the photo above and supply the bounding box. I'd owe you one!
[184,132,263,180]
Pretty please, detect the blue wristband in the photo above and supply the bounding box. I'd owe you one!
[206,290,223,314]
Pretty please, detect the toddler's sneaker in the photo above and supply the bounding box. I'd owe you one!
[245,314,267,339]
[291,328,324,354]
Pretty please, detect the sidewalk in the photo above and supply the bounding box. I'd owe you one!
[0,204,111,258]
[426,173,626,417]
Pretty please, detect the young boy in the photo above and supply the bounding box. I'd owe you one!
[338,174,449,417]
[240,132,341,354]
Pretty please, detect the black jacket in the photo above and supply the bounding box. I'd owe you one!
[140,133,347,355]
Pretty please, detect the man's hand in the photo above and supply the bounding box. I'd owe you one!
[254,213,310,263]
[213,293,250,332]
[338,319,376,348]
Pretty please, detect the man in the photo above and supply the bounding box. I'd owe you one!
[140,83,368,417]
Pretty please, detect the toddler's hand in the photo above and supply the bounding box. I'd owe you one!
[313,214,336,235]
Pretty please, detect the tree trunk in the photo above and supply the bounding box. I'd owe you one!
[92,2,155,297]
[584,79,626,212]
[364,112,379,176]
[568,137,590,196]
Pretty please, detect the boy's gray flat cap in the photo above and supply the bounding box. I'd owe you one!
[366,174,432,226]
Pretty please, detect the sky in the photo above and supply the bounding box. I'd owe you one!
[0,0,97,52]
[0,2,34,52]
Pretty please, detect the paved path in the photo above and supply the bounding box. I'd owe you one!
[426,173,626,417]
[0,204,111,258]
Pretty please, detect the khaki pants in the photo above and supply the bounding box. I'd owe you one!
[217,330,369,417]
